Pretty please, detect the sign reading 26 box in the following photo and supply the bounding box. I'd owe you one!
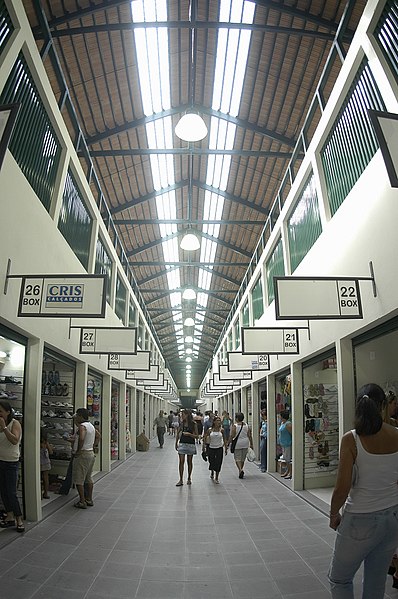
[17,275,106,318]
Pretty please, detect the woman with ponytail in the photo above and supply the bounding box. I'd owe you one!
[328,383,398,598]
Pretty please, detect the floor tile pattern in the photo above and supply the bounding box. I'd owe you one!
[0,435,396,598]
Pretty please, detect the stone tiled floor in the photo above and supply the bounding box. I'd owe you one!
[0,435,396,598]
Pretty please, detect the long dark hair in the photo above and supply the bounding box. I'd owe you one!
[182,409,194,429]
[0,401,13,425]
[355,383,386,435]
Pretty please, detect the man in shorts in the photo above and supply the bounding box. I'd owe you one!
[72,408,100,509]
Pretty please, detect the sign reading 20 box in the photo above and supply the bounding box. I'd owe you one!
[17,275,106,318]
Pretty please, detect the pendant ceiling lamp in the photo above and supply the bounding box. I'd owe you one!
[175,113,208,142]
[184,317,195,327]
[182,288,196,300]
[180,231,201,251]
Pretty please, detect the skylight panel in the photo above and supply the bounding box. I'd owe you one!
[197,292,208,308]
[170,292,181,308]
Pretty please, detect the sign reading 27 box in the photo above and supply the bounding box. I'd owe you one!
[17,275,107,318]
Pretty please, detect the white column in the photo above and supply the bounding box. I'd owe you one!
[336,337,356,439]
[119,381,126,460]
[267,374,277,472]
[251,382,260,458]
[24,337,44,522]
[101,374,111,473]
[291,361,304,491]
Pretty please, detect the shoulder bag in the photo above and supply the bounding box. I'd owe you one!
[230,424,243,453]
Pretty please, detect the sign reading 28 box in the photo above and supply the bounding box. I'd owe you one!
[18,275,106,318]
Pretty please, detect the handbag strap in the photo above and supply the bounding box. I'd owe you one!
[235,423,244,441]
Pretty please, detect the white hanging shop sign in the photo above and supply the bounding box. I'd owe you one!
[273,269,376,321]
[79,327,137,355]
[227,351,270,371]
[212,373,238,387]
[125,364,159,380]
[145,381,170,392]
[16,274,107,318]
[219,365,252,381]
[108,351,151,371]
[213,373,242,387]
[136,373,164,387]
[242,327,300,355]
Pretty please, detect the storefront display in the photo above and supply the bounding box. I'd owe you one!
[41,350,75,492]
[0,327,26,517]
[87,371,102,469]
[111,381,119,460]
[303,353,339,488]
[126,386,132,453]
[275,372,291,469]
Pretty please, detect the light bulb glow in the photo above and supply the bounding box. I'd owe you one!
[175,114,208,142]
[182,288,196,300]
[184,317,195,327]
[180,232,201,251]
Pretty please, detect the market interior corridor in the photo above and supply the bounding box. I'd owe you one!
[0,434,395,599]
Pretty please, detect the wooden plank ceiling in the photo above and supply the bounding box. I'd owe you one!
[23,0,366,392]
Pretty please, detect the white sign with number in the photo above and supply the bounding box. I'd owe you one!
[18,275,106,318]
[274,277,362,319]
[242,327,299,355]
[79,327,137,355]
[125,365,159,380]
[227,351,270,371]
[108,351,151,371]
[219,365,252,381]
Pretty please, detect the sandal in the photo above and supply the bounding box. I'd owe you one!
[16,523,25,533]
[0,519,15,528]
[85,499,94,506]
[187,479,192,485]
[175,481,183,487]
[73,501,87,509]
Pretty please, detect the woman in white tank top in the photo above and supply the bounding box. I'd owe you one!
[328,383,398,599]
[0,401,24,532]
[203,417,228,483]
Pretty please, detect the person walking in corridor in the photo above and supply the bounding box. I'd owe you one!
[230,412,253,479]
[175,409,198,486]
[328,383,398,599]
[153,410,168,448]
[203,415,228,483]
[259,409,268,472]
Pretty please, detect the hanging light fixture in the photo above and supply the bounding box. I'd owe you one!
[180,231,201,251]
[184,317,195,327]
[184,336,194,344]
[186,348,193,355]
[182,288,196,300]
[186,357,192,363]
[175,113,208,142]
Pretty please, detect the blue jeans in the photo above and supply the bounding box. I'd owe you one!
[328,505,398,599]
[0,460,22,517]
[260,437,267,471]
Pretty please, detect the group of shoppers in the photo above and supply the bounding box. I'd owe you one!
[174,410,254,485]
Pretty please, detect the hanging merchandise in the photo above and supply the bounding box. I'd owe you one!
[303,354,339,485]
[111,381,119,460]
[41,349,75,494]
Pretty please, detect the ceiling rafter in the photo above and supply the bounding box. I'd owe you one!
[86,105,295,147]
[34,0,347,35]
[110,180,270,217]
[126,231,253,259]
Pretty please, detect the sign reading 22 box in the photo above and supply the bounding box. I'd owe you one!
[17,275,106,318]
